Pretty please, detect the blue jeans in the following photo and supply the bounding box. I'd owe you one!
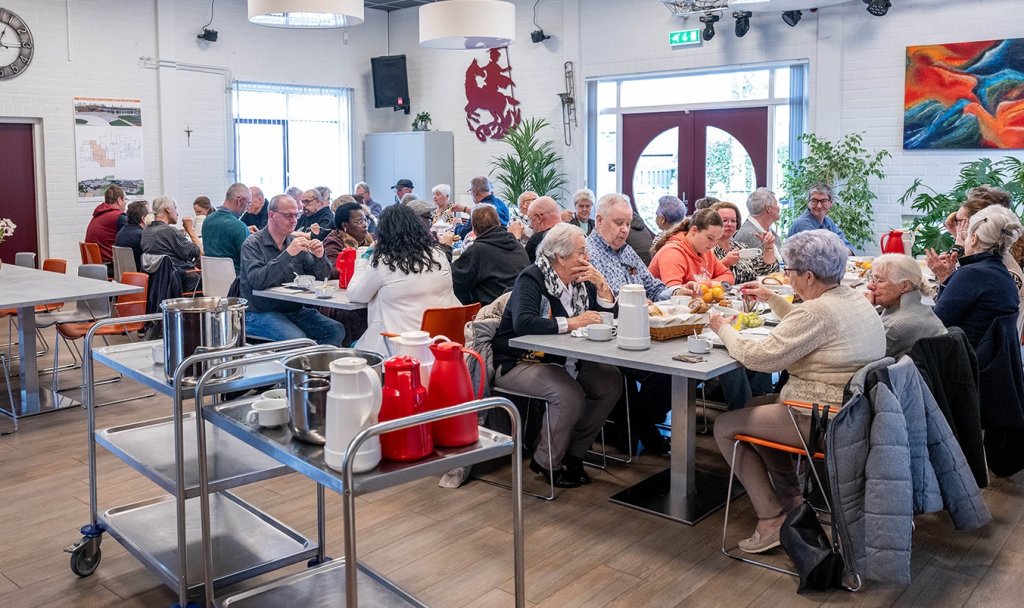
[718,367,753,411]
[246,308,346,346]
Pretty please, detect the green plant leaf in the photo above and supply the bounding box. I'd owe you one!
[489,118,567,203]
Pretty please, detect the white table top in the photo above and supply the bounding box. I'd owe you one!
[0,263,142,308]
[509,333,740,381]
[253,280,366,311]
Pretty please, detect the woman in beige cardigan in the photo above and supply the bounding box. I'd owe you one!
[708,230,886,554]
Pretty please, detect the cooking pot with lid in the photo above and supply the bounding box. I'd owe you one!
[160,297,247,384]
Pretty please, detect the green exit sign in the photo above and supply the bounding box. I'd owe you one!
[669,29,701,47]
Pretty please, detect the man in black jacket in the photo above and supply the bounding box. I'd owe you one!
[452,205,529,305]
[295,189,334,241]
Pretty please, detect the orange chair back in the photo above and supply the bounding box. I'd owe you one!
[37,259,69,312]
[420,303,481,346]
[80,242,102,265]
[118,272,149,304]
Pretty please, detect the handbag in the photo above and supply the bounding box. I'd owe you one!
[779,403,845,593]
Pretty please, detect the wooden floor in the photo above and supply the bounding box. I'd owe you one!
[2,326,1024,607]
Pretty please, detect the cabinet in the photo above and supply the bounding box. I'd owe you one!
[364,131,455,203]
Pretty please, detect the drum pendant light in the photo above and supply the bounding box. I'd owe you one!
[248,0,364,28]
[419,0,516,50]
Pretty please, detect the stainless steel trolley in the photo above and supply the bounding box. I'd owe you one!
[67,313,324,607]
[191,352,526,607]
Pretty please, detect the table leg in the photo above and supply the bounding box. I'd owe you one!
[12,306,79,416]
[609,375,736,525]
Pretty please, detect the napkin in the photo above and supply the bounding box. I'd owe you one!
[648,312,705,328]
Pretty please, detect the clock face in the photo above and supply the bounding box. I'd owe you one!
[0,9,33,81]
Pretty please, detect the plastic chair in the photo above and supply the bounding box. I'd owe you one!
[37,258,69,313]
[80,242,103,265]
[420,303,481,346]
[200,256,236,298]
[720,400,838,576]
[35,264,112,381]
[15,252,36,268]
[112,246,137,282]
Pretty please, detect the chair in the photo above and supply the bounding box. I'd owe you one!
[35,264,113,385]
[112,245,137,282]
[1,253,42,359]
[420,303,481,345]
[720,400,837,576]
[586,377,634,468]
[0,350,17,433]
[15,252,36,268]
[200,256,236,298]
[80,242,103,265]
[37,258,69,313]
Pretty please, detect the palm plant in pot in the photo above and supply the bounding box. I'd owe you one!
[489,117,568,202]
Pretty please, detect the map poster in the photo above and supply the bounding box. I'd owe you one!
[74,96,144,202]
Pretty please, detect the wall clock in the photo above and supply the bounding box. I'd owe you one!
[0,8,33,81]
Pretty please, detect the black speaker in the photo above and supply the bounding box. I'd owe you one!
[371,55,410,111]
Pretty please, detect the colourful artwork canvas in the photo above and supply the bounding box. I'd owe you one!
[904,39,1024,150]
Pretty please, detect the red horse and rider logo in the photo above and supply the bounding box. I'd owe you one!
[465,48,522,142]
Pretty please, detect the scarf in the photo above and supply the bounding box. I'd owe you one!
[536,255,589,316]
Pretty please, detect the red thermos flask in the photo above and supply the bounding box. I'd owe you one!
[379,356,433,462]
[336,248,357,288]
[425,342,485,446]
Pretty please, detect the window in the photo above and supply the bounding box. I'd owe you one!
[233,82,353,197]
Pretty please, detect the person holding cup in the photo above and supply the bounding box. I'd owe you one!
[710,201,779,284]
[707,230,885,553]
[492,223,622,488]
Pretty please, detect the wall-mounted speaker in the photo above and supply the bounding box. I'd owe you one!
[371,55,410,113]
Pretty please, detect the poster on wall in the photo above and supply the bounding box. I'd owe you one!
[904,39,1024,150]
[74,97,144,201]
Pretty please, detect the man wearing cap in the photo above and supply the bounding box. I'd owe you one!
[391,178,414,204]
[468,176,510,227]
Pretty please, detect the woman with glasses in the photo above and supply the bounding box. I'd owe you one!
[325,202,373,258]
[347,204,460,355]
[866,254,946,358]
[707,230,885,554]
[709,201,779,284]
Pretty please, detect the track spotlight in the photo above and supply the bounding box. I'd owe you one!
[700,13,720,41]
[197,27,218,42]
[733,11,751,38]
[864,0,891,16]
[781,10,802,27]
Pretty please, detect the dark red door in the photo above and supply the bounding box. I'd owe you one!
[622,107,768,218]
[0,123,38,264]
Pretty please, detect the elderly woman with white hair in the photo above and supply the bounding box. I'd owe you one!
[866,254,947,358]
[491,223,622,489]
[707,230,886,554]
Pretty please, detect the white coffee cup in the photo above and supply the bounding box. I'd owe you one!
[261,388,287,401]
[152,343,165,365]
[687,335,713,354]
[246,399,289,428]
[598,311,614,325]
[670,294,692,307]
[738,248,761,260]
[315,283,335,298]
[587,323,616,341]
[295,274,315,288]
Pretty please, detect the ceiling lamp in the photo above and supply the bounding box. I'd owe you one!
[699,13,720,41]
[248,0,364,28]
[733,11,751,37]
[419,0,516,50]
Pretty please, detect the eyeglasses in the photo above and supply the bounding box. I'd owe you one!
[809,197,831,207]
[272,211,299,220]
[300,199,316,204]
[348,218,369,225]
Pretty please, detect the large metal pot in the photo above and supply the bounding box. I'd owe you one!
[161,297,247,384]
[282,347,384,444]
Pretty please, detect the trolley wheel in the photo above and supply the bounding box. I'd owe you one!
[68,537,102,577]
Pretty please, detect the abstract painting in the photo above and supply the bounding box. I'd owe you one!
[904,39,1024,150]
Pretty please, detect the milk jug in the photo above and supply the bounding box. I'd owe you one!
[616,284,651,351]
[324,357,383,474]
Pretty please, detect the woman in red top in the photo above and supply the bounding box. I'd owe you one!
[649,208,734,287]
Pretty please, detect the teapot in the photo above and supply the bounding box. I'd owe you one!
[880,229,914,255]
[425,341,486,447]
[388,330,451,387]
[379,355,433,462]
[616,284,650,351]
[324,357,382,473]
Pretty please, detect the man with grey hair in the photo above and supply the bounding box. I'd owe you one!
[654,195,687,231]
[508,190,538,241]
[354,181,382,217]
[239,194,346,346]
[142,195,203,292]
[564,188,595,236]
[468,175,509,226]
[296,188,334,241]
[285,186,303,204]
[734,187,784,264]
[787,183,855,255]
[202,182,251,274]
[242,186,268,231]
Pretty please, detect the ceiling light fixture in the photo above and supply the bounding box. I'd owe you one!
[864,0,891,16]
[419,0,516,50]
[699,12,720,41]
[781,10,802,27]
[248,0,364,28]
[733,11,751,37]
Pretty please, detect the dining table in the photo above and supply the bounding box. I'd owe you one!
[508,332,742,525]
[252,280,367,311]
[0,263,143,421]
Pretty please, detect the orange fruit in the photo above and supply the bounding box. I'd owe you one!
[711,287,725,300]
[702,291,715,303]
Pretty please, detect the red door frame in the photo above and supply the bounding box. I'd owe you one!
[622,107,769,213]
[0,123,38,264]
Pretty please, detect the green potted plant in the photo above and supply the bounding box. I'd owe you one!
[411,111,432,131]
[489,117,568,202]
[780,132,890,250]
[900,157,1024,255]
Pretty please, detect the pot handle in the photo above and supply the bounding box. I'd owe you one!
[296,377,330,393]
[462,347,487,399]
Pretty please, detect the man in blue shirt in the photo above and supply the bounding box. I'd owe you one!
[468,176,509,227]
[202,182,251,274]
[787,183,855,255]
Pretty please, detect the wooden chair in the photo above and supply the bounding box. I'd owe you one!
[420,303,481,345]
[80,242,103,265]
